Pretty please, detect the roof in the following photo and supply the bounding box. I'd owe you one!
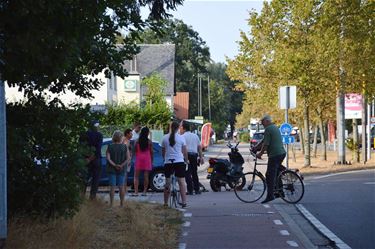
[123,44,176,95]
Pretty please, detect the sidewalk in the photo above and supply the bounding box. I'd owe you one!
[101,188,317,249]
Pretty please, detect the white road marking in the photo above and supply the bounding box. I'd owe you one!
[263,204,270,208]
[267,211,275,214]
[183,221,191,227]
[313,169,374,180]
[178,208,187,212]
[274,220,283,225]
[287,241,299,247]
[364,182,375,185]
[179,243,186,249]
[296,204,351,249]
[184,213,192,217]
[280,230,290,236]
[182,231,188,237]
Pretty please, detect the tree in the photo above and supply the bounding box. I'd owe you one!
[137,19,211,118]
[1,0,183,98]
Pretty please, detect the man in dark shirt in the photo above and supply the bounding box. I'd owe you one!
[256,114,286,204]
[86,120,103,200]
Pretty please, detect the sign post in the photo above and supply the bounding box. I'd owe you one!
[0,77,7,243]
[279,86,297,168]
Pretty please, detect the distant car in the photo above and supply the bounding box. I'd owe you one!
[99,138,165,192]
[250,132,264,147]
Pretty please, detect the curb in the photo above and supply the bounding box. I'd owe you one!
[296,204,351,249]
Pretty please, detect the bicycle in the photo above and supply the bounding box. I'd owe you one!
[167,159,181,208]
[234,151,304,204]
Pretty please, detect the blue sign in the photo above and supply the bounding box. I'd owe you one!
[280,123,293,135]
[282,135,295,144]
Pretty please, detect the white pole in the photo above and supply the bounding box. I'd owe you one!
[0,76,7,241]
[208,75,211,121]
[368,103,372,159]
[285,86,290,169]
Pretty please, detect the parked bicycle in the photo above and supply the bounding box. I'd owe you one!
[234,151,304,204]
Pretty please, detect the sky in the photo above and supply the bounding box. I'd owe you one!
[170,0,265,63]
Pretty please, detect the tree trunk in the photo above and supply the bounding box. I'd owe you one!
[312,125,318,158]
[300,124,305,155]
[336,90,346,164]
[303,105,311,167]
[361,98,367,164]
[353,118,359,163]
[318,116,327,161]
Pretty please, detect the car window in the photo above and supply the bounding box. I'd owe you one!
[101,144,108,158]
[254,133,264,139]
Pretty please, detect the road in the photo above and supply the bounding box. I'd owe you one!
[301,170,375,249]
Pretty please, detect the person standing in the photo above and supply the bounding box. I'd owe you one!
[86,120,103,200]
[256,114,286,204]
[122,128,133,194]
[180,121,204,195]
[131,122,141,141]
[133,127,153,196]
[162,121,189,207]
[106,131,130,207]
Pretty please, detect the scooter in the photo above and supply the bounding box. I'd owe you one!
[206,141,246,192]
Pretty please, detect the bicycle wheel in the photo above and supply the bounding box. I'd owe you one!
[169,189,178,208]
[234,172,266,203]
[279,170,304,204]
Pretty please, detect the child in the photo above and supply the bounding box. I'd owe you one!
[133,126,153,196]
[106,130,130,207]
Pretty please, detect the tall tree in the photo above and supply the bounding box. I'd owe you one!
[0,0,184,98]
[137,19,211,118]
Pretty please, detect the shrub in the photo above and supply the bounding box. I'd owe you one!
[7,97,93,218]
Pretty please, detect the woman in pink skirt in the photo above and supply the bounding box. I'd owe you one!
[133,126,153,196]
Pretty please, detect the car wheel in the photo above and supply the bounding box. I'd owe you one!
[150,169,165,192]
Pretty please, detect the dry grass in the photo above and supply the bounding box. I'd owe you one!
[288,148,375,176]
[6,199,182,249]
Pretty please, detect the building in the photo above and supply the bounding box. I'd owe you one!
[6,44,176,108]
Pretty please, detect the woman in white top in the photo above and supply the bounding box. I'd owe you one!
[162,121,189,207]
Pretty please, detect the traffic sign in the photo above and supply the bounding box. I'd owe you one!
[280,123,293,135]
[282,135,295,144]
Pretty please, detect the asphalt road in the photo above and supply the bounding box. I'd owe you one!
[302,170,375,249]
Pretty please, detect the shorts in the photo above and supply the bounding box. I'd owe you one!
[108,171,127,187]
[164,162,186,178]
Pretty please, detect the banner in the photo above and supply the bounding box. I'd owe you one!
[201,123,212,150]
[345,94,362,119]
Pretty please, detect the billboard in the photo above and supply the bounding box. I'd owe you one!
[345,94,362,119]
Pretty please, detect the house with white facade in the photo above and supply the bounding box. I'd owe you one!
[6,44,176,109]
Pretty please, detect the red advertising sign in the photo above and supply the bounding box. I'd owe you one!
[201,123,212,150]
[345,94,362,119]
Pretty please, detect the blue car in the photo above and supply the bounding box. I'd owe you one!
[99,138,166,192]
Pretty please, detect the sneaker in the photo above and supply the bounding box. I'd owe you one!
[186,192,194,195]
[179,203,187,208]
[195,190,201,195]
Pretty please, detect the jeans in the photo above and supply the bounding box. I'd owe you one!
[265,153,286,199]
[185,153,200,193]
[88,158,101,199]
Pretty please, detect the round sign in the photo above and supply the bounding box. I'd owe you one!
[280,123,293,135]
[371,117,375,123]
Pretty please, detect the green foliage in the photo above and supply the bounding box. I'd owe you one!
[7,97,94,218]
[240,132,250,143]
[137,19,211,118]
[102,101,172,131]
[1,0,183,98]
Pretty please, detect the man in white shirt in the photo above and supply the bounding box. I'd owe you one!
[180,121,204,195]
[131,122,141,141]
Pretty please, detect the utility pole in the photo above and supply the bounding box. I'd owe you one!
[208,75,211,121]
[0,75,7,244]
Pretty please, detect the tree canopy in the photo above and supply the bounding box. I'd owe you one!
[0,0,183,98]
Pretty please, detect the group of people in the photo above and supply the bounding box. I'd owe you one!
[83,120,204,208]
[84,113,284,207]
